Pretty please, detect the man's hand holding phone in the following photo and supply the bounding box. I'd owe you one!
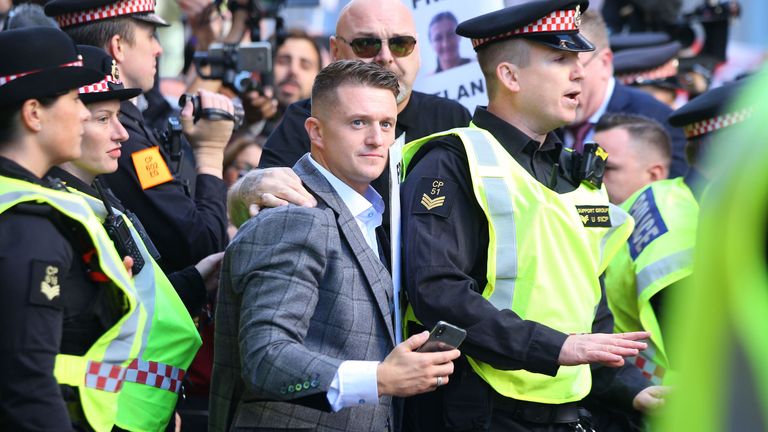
[376,330,460,397]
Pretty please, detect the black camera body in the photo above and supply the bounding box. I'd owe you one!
[193,42,272,93]
[178,93,244,128]
[572,142,608,190]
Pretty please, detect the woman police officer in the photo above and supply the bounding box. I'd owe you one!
[47,45,206,432]
[0,27,143,430]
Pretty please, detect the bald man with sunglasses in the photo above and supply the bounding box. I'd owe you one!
[227,0,471,231]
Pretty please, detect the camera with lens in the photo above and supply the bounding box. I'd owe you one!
[193,42,272,93]
[178,93,245,129]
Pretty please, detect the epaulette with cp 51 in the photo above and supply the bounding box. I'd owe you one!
[572,142,608,189]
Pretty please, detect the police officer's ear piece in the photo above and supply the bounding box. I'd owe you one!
[572,142,608,189]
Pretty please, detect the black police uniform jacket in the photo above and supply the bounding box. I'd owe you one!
[103,100,228,274]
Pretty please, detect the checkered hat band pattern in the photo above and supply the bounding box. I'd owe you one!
[79,74,122,94]
[472,10,577,49]
[124,359,186,393]
[0,60,84,87]
[56,0,156,28]
[618,59,679,85]
[84,360,127,392]
[630,352,665,386]
[683,107,755,138]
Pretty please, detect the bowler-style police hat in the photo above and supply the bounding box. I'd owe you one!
[0,27,102,109]
[668,79,752,139]
[77,45,141,104]
[456,0,594,52]
[45,0,169,29]
[614,41,682,89]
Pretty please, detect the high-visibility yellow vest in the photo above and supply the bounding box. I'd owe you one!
[0,176,144,432]
[402,126,633,404]
[656,71,768,432]
[606,178,698,385]
[70,188,202,431]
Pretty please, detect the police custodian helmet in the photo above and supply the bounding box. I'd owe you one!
[0,27,102,108]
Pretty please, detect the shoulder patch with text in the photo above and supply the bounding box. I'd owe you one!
[412,177,457,218]
[628,188,668,260]
[131,146,173,190]
[576,205,612,228]
[29,261,62,309]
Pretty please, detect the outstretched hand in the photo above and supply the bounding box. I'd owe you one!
[558,331,650,367]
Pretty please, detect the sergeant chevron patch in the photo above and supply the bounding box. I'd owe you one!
[421,194,445,210]
[412,177,456,218]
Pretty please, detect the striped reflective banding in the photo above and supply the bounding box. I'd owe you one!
[636,248,694,297]
[0,59,83,87]
[124,359,186,393]
[463,129,518,311]
[0,189,140,369]
[630,346,665,385]
[79,74,121,95]
[55,0,155,28]
[472,9,578,49]
[683,107,755,138]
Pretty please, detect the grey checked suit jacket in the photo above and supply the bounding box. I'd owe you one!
[210,155,396,431]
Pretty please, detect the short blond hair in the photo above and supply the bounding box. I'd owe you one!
[579,10,609,51]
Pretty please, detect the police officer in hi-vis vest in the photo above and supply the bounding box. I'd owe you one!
[588,113,682,430]
[593,76,753,432]
[401,1,660,430]
[44,0,235,276]
[45,45,204,432]
[655,73,766,432]
[0,27,143,431]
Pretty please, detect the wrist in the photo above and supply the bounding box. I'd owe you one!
[376,363,388,397]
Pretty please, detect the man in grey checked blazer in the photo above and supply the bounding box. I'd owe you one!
[210,61,460,431]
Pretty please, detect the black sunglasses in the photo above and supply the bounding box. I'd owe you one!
[335,35,417,58]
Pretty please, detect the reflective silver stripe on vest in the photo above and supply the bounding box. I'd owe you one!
[128,217,157,354]
[636,248,694,297]
[600,203,631,263]
[77,192,158,356]
[462,129,518,311]
[0,189,139,367]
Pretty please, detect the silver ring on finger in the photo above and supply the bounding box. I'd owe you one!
[436,376,443,387]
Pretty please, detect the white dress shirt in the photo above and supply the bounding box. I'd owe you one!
[308,156,385,411]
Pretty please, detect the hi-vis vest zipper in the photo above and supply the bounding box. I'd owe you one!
[0,175,144,432]
[69,186,202,431]
[606,177,698,385]
[402,125,633,404]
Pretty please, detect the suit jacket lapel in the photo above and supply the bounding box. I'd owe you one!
[293,155,396,345]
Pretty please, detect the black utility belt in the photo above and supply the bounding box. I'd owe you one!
[492,394,582,424]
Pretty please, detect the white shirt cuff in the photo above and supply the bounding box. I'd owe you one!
[327,360,380,412]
